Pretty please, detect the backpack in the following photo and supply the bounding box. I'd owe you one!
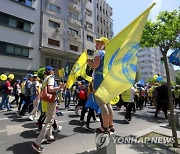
[78,90,87,100]
[0,82,7,93]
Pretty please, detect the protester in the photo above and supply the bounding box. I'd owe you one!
[87,37,114,133]
[32,66,63,153]
[0,77,13,111]
[154,83,169,119]
[17,78,27,113]
[11,80,21,106]
[19,74,33,116]
[29,74,40,121]
[121,87,136,124]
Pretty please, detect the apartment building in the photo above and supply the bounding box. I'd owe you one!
[95,0,113,39]
[0,0,41,78]
[40,0,99,75]
[137,47,176,82]
[0,0,113,78]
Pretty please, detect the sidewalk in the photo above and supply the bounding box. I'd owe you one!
[115,122,180,154]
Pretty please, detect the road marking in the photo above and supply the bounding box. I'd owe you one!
[0,117,9,121]
[6,124,35,136]
[0,141,6,144]
[60,111,74,114]
[0,129,6,133]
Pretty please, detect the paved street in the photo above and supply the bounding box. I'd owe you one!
[0,97,176,154]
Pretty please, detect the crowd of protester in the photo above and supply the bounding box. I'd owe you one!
[0,68,179,152]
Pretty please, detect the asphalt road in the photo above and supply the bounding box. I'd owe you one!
[0,97,168,154]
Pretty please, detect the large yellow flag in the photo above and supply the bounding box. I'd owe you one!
[95,3,155,103]
[66,50,92,88]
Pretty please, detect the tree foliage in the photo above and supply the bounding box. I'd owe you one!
[140,9,180,53]
[34,67,45,80]
[140,8,180,148]
[175,71,180,85]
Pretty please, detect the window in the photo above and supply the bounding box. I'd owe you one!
[0,41,30,57]
[14,0,32,7]
[9,18,16,27]
[69,12,79,20]
[86,9,92,16]
[17,20,24,29]
[87,35,93,42]
[86,22,92,29]
[88,0,92,3]
[97,15,99,21]
[48,38,60,47]
[49,20,60,28]
[48,3,61,14]
[6,45,14,54]
[46,58,62,69]
[70,44,78,51]
[69,28,78,35]
[0,12,32,32]
[100,6,101,11]
[96,3,98,9]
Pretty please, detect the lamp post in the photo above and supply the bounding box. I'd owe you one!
[81,0,87,51]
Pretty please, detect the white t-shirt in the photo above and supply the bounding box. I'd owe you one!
[129,87,136,102]
[43,75,54,86]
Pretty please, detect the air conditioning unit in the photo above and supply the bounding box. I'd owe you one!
[56,27,60,32]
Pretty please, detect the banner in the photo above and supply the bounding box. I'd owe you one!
[66,50,92,88]
[95,3,156,103]
[58,68,64,77]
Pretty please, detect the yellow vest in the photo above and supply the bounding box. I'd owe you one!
[121,89,131,102]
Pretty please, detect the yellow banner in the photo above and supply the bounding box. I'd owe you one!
[66,50,92,88]
[95,3,155,103]
[58,68,64,77]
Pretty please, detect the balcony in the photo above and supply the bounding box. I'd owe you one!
[67,30,81,42]
[68,16,81,27]
[68,0,81,13]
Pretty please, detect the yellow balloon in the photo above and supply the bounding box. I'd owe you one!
[110,96,120,105]
[8,74,14,80]
[0,74,7,81]
[153,75,158,80]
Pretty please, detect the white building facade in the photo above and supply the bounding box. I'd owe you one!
[40,0,113,76]
[0,0,113,78]
[0,0,41,78]
[137,47,176,82]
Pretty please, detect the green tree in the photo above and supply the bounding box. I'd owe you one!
[140,9,180,148]
[176,71,180,85]
[34,67,45,80]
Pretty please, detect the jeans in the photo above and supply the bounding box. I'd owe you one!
[0,93,10,110]
[65,95,71,108]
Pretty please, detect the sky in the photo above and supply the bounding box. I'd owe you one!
[106,0,180,70]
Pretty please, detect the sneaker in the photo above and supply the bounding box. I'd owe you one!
[32,142,43,153]
[29,115,34,121]
[53,126,62,133]
[94,118,100,122]
[85,125,92,130]
[46,138,56,144]
[124,118,130,124]
[75,109,79,116]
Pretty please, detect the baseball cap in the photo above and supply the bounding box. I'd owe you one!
[95,37,109,45]
[23,78,27,80]
[27,74,33,78]
[33,74,38,77]
[45,66,54,72]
